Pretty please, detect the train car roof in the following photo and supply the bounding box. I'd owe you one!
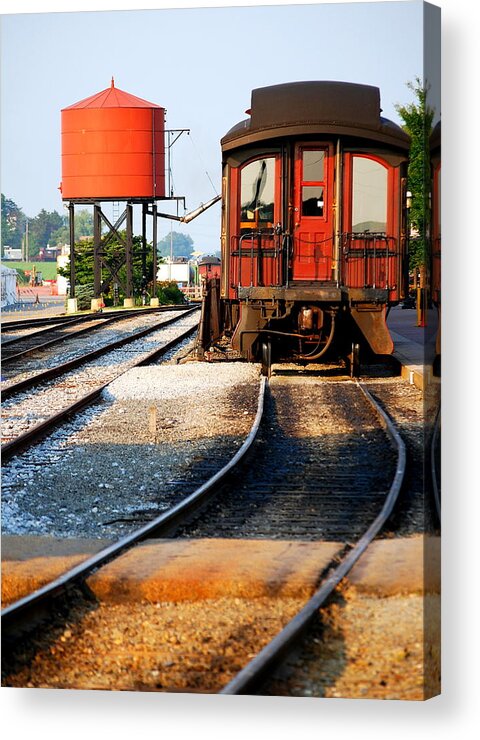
[198,255,221,265]
[221,81,410,152]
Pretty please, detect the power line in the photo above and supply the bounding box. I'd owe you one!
[188,132,219,197]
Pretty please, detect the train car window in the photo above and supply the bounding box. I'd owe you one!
[240,157,275,225]
[303,150,325,181]
[301,149,326,217]
[302,186,324,216]
[352,156,387,233]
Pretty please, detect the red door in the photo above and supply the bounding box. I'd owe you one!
[292,144,334,281]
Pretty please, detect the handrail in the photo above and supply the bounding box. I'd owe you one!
[230,230,399,291]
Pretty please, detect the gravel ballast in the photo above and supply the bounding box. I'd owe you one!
[1,362,261,539]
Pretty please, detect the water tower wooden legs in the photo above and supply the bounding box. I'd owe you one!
[90,202,134,303]
[68,202,76,300]
[152,203,158,305]
[68,199,153,308]
[93,204,102,299]
[67,202,78,312]
[125,203,133,301]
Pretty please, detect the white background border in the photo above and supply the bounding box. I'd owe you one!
[1,2,478,738]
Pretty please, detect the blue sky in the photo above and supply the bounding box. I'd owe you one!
[0,0,435,252]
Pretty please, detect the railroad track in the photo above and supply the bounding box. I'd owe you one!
[176,378,398,541]
[1,306,197,399]
[0,306,185,335]
[2,374,406,693]
[1,314,120,363]
[1,307,199,459]
[0,304,191,367]
[1,313,100,334]
[220,380,406,694]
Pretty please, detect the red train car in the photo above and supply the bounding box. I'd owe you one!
[198,255,221,281]
[200,81,410,374]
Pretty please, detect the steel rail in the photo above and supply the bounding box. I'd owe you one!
[1,307,199,400]
[2,317,91,344]
[1,320,199,462]
[219,380,406,695]
[1,377,266,637]
[2,314,99,333]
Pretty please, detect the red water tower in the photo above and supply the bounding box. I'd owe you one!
[60,80,219,311]
[60,78,166,201]
[60,79,180,309]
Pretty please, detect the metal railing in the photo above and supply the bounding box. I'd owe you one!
[230,229,400,292]
[231,230,286,288]
[340,232,399,290]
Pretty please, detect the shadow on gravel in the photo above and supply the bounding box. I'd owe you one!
[1,586,99,688]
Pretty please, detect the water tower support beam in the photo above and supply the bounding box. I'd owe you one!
[93,204,103,298]
[142,203,148,295]
[69,202,76,299]
[125,203,133,299]
[152,203,158,297]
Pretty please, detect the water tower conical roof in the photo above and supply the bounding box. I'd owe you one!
[62,78,162,110]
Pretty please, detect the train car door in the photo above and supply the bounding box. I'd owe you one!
[292,144,334,281]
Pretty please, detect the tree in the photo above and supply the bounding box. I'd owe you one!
[157,231,194,259]
[1,194,27,250]
[50,208,94,247]
[395,78,434,271]
[28,208,64,257]
[58,233,148,291]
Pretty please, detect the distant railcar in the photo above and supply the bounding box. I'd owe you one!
[199,81,410,374]
[198,256,221,281]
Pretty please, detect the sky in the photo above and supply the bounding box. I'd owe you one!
[0,0,437,253]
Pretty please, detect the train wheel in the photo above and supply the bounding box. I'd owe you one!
[350,342,360,378]
[261,340,272,378]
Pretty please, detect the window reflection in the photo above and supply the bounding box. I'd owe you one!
[352,157,387,233]
[301,149,326,217]
[302,186,324,216]
[303,150,324,181]
[240,158,275,225]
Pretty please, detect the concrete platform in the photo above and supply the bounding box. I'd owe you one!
[387,305,440,391]
[1,535,440,608]
[1,536,113,606]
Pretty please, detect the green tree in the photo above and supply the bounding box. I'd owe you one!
[1,194,26,250]
[50,208,94,247]
[28,208,64,257]
[157,230,194,259]
[395,77,434,270]
[58,233,148,293]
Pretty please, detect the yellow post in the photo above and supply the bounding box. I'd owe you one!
[416,265,427,327]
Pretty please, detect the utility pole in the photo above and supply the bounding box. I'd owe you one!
[24,219,29,262]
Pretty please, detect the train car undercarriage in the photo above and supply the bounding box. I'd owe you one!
[196,277,394,377]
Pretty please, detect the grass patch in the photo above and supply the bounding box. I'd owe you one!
[1,261,58,280]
